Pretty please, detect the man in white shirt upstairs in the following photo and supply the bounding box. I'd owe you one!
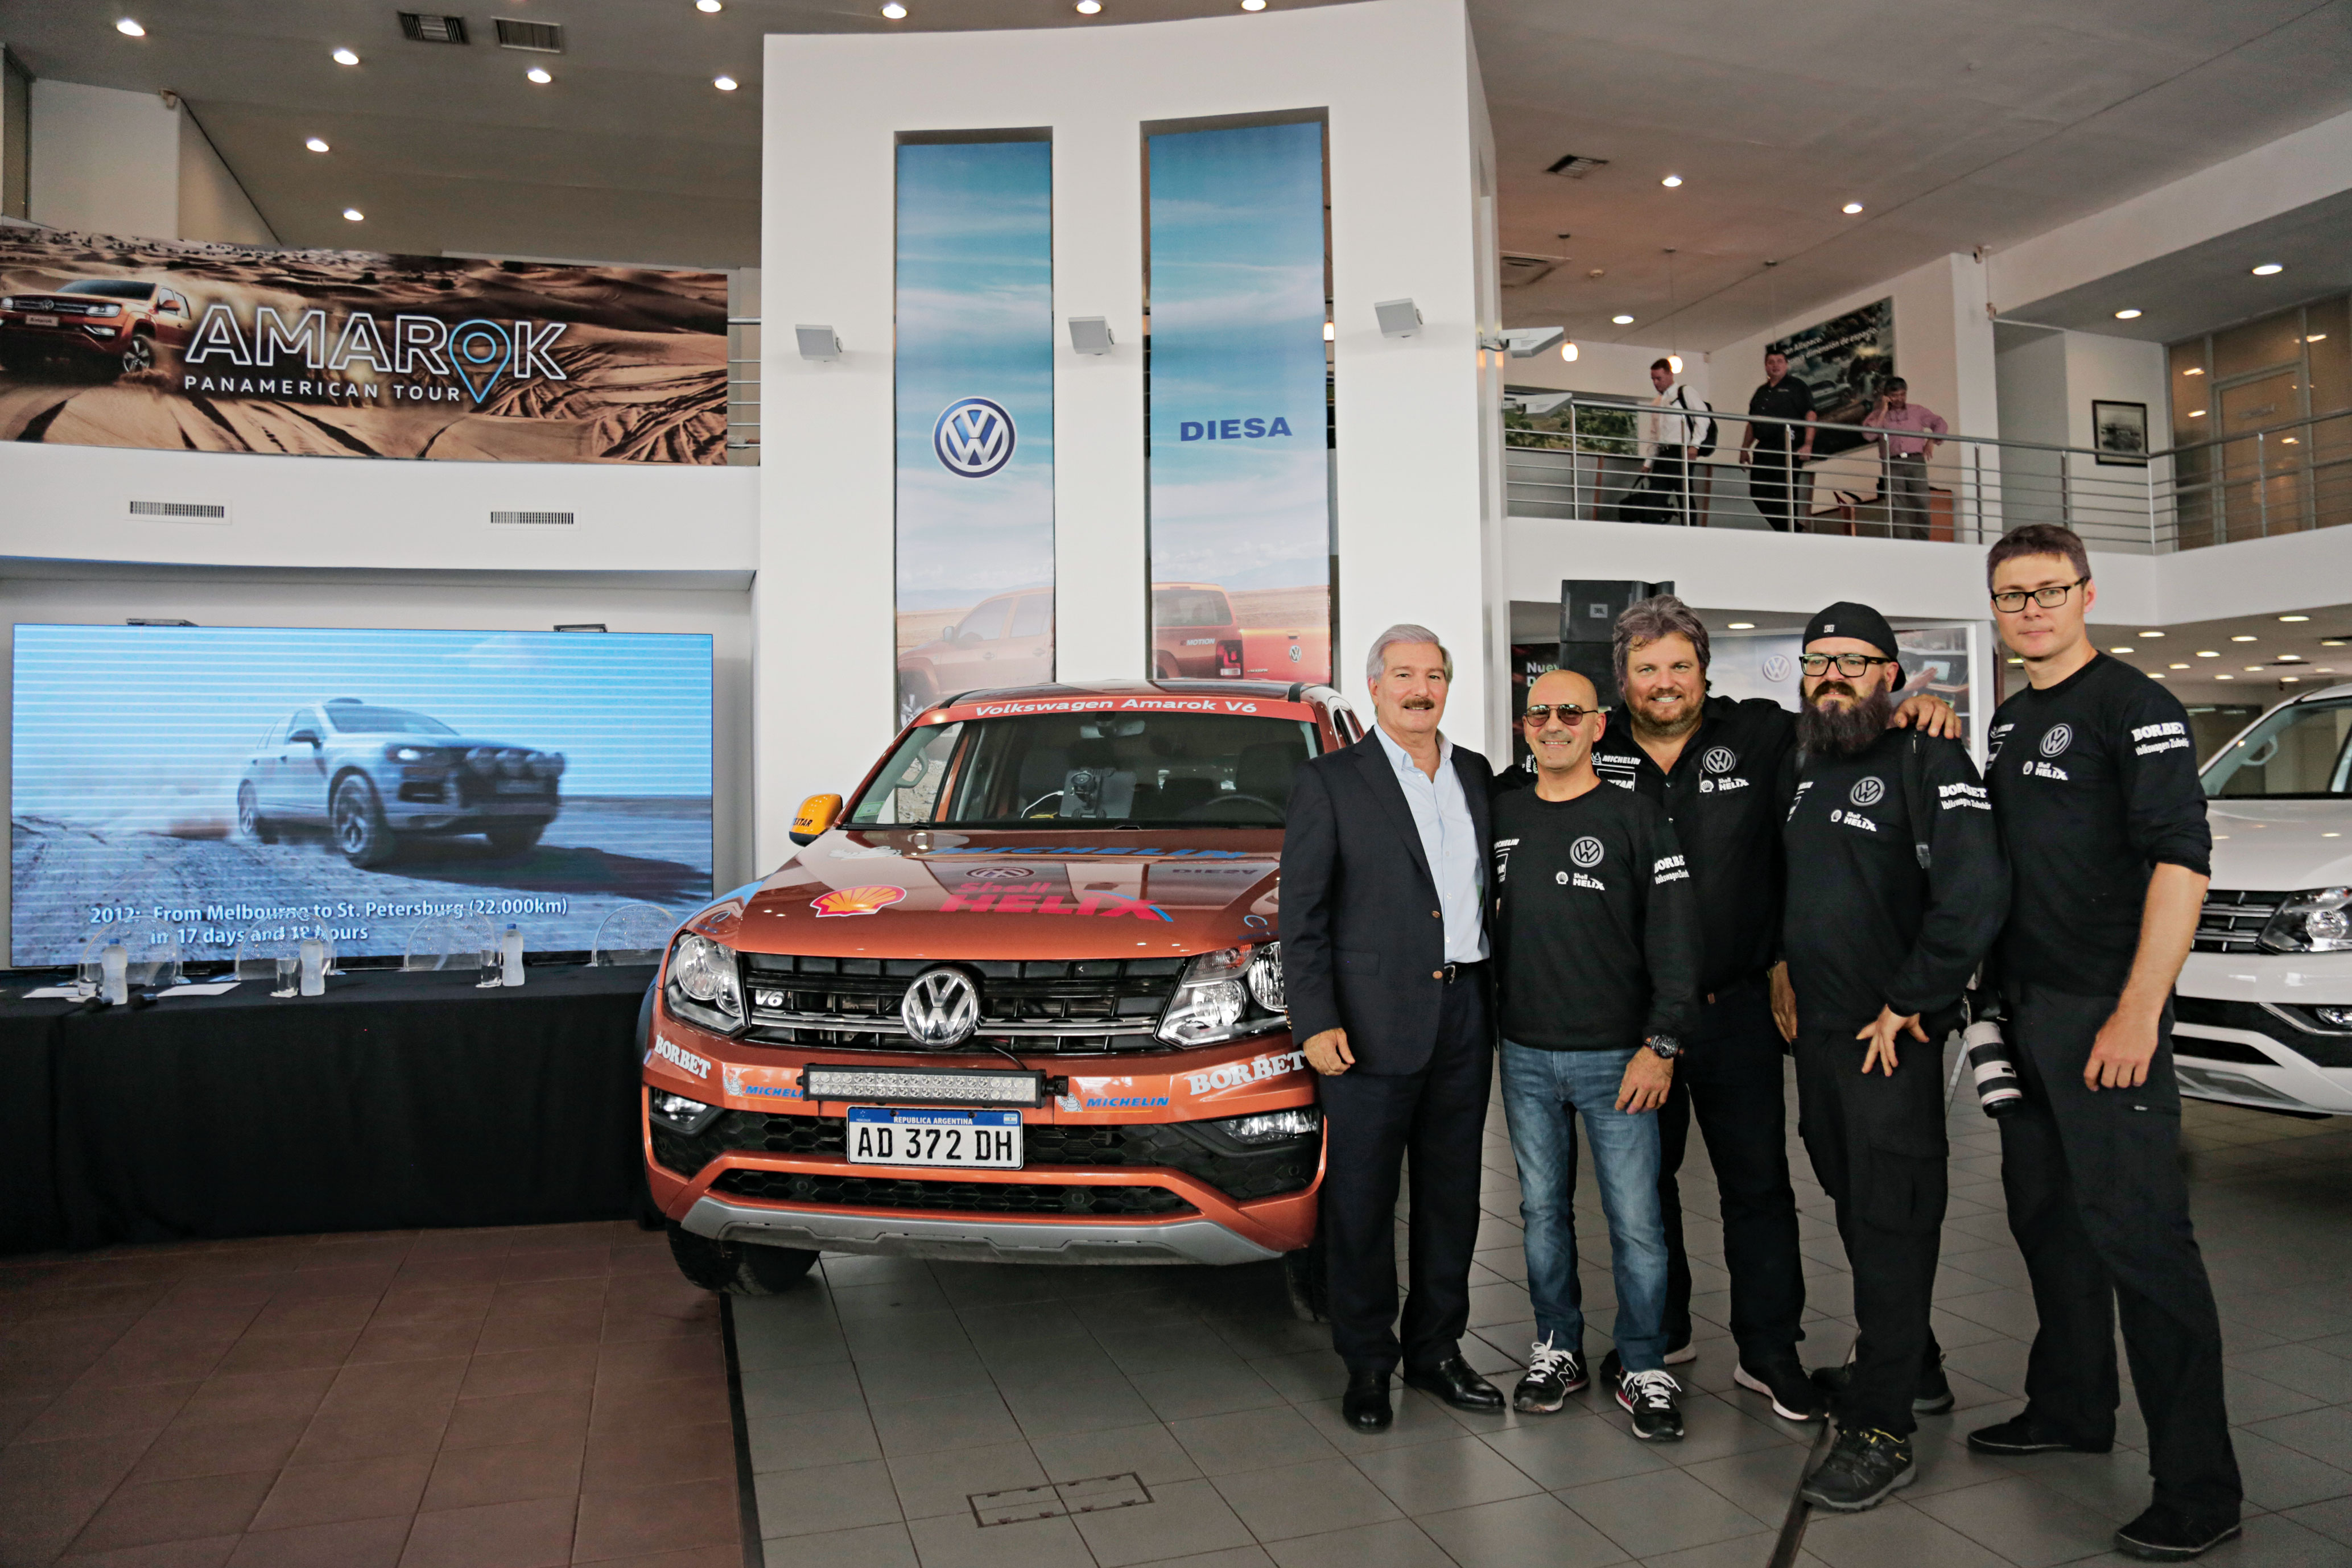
[1632,359,1699,526]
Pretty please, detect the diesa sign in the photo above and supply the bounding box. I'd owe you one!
[1177,416,1297,441]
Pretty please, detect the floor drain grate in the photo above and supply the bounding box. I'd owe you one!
[970,1472,1153,1526]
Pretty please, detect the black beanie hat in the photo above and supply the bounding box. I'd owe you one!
[1802,601,1905,689]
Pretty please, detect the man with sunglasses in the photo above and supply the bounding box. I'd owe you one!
[1489,669,1701,1440]
[1975,525,2239,1561]
[1780,602,2006,1511]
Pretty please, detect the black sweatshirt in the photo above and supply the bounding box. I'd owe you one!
[1782,729,2009,1034]
[1596,695,1795,992]
[1986,653,2211,998]
[1491,781,1702,1050]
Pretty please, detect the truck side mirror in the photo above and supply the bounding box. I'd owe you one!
[790,793,842,846]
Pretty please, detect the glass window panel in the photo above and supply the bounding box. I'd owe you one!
[2212,307,2305,381]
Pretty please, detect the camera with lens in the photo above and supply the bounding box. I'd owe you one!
[1961,987,2023,1120]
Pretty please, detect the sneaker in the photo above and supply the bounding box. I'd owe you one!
[1734,1357,1825,1421]
[2112,1503,2243,1561]
[1615,1367,1684,1442]
[1966,1413,2111,1456]
[1663,1340,1697,1367]
[1798,1426,1916,1512]
[1513,1335,1587,1414]
[1809,1355,1955,1415]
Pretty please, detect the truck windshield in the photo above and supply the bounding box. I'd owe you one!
[849,711,1321,828]
[2202,698,2352,798]
[60,280,159,300]
[323,705,459,735]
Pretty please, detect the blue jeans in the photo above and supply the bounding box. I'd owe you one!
[1499,1041,1670,1372]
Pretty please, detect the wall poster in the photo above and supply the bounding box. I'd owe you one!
[0,228,727,461]
[1146,118,1332,688]
[1768,297,1895,458]
[892,137,1056,726]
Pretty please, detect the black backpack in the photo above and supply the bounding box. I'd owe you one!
[1673,386,1719,459]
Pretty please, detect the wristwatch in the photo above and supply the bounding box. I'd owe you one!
[1643,1034,1682,1061]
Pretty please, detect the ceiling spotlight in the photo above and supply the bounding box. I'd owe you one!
[1561,341,1578,361]
[2196,650,2218,658]
[2169,663,2188,669]
[2151,672,2166,680]
[1611,313,1633,325]
[2109,647,2134,654]
[1842,201,1863,214]
[342,208,365,221]
[2280,613,2310,622]
[115,18,146,36]
[2251,262,2284,276]
[2139,630,2164,637]
[1241,0,1267,10]
[2232,634,2256,642]
[2322,639,2346,647]
[332,46,360,64]
[304,137,330,152]
[527,65,552,82]
[1667,353,1683,373]
[698,0,722,9]
[713,74,737,89]
[2216,674,2234,680]
[1728,622,1756,630]
[1661,175,1682,188]
[2114,308,2142,320]
[1322,321,1334,341]
[1076,0,1101,11]
[881,2,907,16]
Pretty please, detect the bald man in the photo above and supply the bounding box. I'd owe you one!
[1489,670,1703,1440]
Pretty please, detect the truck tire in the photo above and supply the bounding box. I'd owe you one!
[665,1223,820,1295]
[1282,1230,1330,1323]
[331,774,396,867]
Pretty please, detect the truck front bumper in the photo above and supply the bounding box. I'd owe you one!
[679,1193,1282,1265]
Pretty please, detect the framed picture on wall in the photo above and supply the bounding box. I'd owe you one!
[2093,399,2149,467]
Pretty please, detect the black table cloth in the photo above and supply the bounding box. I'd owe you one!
[19,964,656,1252]
[0,991,92,1254]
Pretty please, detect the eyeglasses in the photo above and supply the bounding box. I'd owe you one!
[1521,704,1594,727]
[1990,577,2088,614]
[1797,652,1897,678]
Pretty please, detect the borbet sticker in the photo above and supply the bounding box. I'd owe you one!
[1186,1048,1307,1096]
[811,885,907,917]
[942,888,1173,922]
[721,1062,804,1101]
[648,1036,711,1080]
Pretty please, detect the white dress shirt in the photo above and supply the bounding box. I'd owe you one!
[1372,723,1489,964]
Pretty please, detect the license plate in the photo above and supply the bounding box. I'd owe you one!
[847,1107,1023,1169]
[24,314,57,327]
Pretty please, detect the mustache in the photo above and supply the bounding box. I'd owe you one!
[1400,696,1437,710]
[1809,680,1857,704]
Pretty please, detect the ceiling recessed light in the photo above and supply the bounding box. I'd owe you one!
[1728,622,1755,630]
[2216,674,2234,680]
[1661,175,1682,188]
[1076,0,1100,10]
[2282,676,2300,683]
[881,2,907,16]
[2281,614,2310,622]
[115,18,145,36]
[1240,0,1266,10]
[304,137,330,152]
[527,66,552,82]
[2139,630,2164,638]
[2007,657,2024,665]
[2169,663,2188,670]
[342,208,365,221]
[2110,647,2135,654]
[2182,367,2204,376]
[332,46,360,64]
[712,74,737,89]
[1842,201,1863,214]
[2246,666,2264,671]
[2196,650,2219,658]
[2114,308,2142,320]
[2280,654,2304,662]
[2232,635,2257,642]
[2322,639,2346,647]
[698,0,722,9]
[2151,672,2166,679]
[2251,263,2284,276]
[1611,313,1633,325]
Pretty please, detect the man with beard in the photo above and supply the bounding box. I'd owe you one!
[1780,602,2006,1511]
[1591,595,1959,1423]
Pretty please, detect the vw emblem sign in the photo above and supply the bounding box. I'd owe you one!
[901,967,980,1047]
[934,397,1016,478]
[2040,724,2074,758]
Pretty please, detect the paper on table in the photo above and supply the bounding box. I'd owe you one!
[158,982,240,997]
[19,986,81,998]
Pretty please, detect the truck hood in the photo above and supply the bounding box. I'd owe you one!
[700,827,1283,960]
[2206,798,2352,891]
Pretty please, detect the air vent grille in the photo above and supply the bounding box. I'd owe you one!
[1500,255,1558,288]
[398,12,471,44]
[1544,153,1608,179]
[493,17,563,52]
[127,499,229,522]
[489,510,575,526]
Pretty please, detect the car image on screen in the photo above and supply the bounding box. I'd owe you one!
[237,697,566,867]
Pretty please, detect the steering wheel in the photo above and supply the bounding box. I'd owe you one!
[1180,794,1282,820]
[1020,790,1065,818]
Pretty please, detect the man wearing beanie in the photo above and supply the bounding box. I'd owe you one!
[1781,602,2007,1511]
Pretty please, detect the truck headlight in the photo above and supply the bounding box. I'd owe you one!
[665,932,744,1033]
[2261,888,2352,954]
[1158,942,1285,1046]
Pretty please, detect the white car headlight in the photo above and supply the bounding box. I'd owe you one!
[665,932,744,1032]
[1157,941,1285,1046]
[2262,888,2352,954]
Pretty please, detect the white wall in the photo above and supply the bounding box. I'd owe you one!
[757,0,1496,866]
[177,111,274,245]
[1994,326,2169,535]
[28,79,177,238]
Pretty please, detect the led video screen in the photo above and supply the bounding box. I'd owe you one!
[10,625,714,967]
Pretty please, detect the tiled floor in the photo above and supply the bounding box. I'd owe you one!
[0,1219,740,1568]
[735,1050,2352,1568]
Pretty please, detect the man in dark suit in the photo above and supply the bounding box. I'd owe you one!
[1284,624,1505,1433]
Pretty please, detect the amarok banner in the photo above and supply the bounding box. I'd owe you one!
[0,229,727,463]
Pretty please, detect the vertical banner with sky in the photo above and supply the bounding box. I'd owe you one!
[1146,119,1332,687]
[894,138,1055,725]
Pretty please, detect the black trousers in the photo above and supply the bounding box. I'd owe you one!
[1749,445,1797,531]
[1794,1022,1950,1437]
[1318,967,1494,1374]
[2000,985,2240,1522]
[1658,976,1806,1363]
[1627,457,1688,525]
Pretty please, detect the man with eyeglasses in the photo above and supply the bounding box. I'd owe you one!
[1489,669,1700,1441]
[1779,603,2006,1512]
[1973,525,2240,1561]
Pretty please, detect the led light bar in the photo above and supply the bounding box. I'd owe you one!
[802,1064,1046,1107]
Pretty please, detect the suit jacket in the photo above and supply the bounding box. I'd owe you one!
[1282,731,1496,1074]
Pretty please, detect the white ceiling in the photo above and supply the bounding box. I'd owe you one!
[1,0,2348,341]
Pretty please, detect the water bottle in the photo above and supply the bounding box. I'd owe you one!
[100,942,129,1005]
[299,936,327,997]
[500,924,525,987]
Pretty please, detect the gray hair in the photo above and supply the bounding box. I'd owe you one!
[1613,595,1710,692]
[1365,624,1454,683]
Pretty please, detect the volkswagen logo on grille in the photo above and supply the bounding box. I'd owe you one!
[901,967,980,1047]
[933,397,1016,478]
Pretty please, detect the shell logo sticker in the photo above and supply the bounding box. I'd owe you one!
[811,885,907,918]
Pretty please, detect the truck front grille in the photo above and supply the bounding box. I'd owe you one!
[2194,890,2284,954]
[711,1169,1195,1217]
[740,954,1183,1054]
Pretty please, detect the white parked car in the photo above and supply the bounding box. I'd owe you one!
[2173,682,2352,1117]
